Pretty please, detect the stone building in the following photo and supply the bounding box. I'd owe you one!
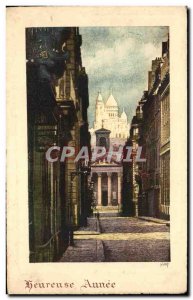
[141,37,170,219]
[123,36,170,220]
[90,127,123,214]
[159,38,170,219]
[141,57,162,218]
[90,92,130,146]
[89,92,129,214]
[26,27,91,262]
[122,100,144,216]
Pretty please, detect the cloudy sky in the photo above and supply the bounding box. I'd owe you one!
[79,27,169,128]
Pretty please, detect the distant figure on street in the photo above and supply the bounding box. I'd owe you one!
[97,212,100,220]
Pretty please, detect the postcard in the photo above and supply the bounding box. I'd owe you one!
[6,6,187,294]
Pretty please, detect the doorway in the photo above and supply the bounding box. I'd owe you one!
[102,191,108,206]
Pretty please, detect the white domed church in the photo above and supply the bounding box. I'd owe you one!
[90,92,130,146]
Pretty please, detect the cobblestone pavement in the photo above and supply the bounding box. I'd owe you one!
[60,217,170,262]
[100,217,170,262]
[100,217,169,233]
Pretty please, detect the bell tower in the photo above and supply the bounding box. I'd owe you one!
[94,91,104,129]
[95,120,111,150]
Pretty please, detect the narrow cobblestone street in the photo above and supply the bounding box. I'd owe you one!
[60,217,170,262]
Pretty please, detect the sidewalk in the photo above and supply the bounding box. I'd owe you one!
[59,239,105,262]
[138,216,170,226]
[59,217,105,262]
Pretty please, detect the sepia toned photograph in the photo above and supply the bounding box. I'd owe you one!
[7,6,187,295]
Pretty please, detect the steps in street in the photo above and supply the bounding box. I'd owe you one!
[99,212,120,217]
[95,205,120,217]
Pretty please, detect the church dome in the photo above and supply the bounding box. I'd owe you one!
[105,93,118,107]
[121,108,127,120]
[97,91,103,102]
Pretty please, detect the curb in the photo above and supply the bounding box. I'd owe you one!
[74,231,100,235]
[138,217,170,226]
[96,218,102,233]
[96,240,105,262]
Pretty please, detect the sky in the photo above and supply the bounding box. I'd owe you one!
[79,27,169,128]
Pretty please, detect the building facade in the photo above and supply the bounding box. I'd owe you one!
[91,128,123,213]
[89,92,129,214]
[159,38,170,219]
[26,27,91,262]
[141,58,162,218]
[122,101,144,216]
[122,36,170,220]
[90,92,130,146]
